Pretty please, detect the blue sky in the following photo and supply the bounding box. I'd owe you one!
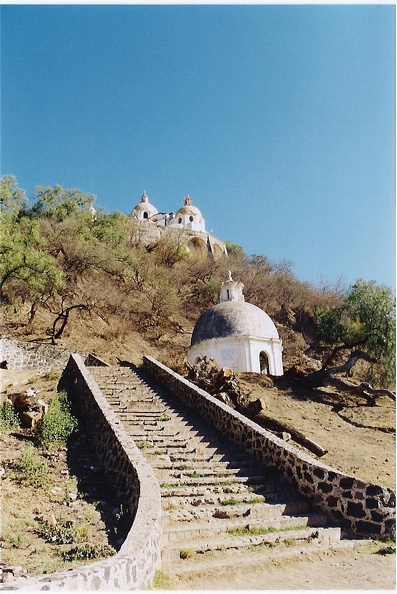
[1,4,395,289]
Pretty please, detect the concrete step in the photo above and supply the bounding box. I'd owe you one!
[161,525,342,562]
[161,537,361,574]
[162,513,329,542]
[162,499,313,521]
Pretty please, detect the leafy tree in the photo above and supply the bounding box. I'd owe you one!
[0,174,27,216]
[0,177,62,307]
[224,240,245,259]
[317,279,395,386]
[28,184,96,221]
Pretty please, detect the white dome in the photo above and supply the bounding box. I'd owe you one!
[131,192,158,220]
[191,300,280,346]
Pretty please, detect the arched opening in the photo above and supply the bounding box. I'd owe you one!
[187,237,207,256]
[143,211,149,219]
[189,215,194,222]
[259,351,269,374]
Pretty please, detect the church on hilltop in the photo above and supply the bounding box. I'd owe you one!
[130,192,227,258]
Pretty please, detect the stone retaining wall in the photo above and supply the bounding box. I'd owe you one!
[7,354,162,591]
[0,338,72,371]
[143,355,395,540]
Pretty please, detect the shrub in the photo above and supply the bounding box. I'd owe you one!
[34,391,78,449]
[61,543,115,562]
[35,520,79,544]
[0,401,20,430]
[15,445,49,487]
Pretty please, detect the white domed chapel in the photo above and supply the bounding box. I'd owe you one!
[188,273,283,375]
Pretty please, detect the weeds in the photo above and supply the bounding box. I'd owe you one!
[180,549,194,560]
[227,525,306,537]
[151,570,174,590]
[61,543,115,562]
[375,544,396,556]
[34,391,78,449]
[35,520,79,545]
[0,401,20,430]
[155,415,171,422]
[2,532,24,549]
[221,497,240,506]
[15,445,50,488]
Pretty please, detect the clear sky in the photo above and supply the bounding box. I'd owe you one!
[1,4,395,289]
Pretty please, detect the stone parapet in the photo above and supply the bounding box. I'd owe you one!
[0,338,72,371]
[6,354,162,591]
[143,355,395,540]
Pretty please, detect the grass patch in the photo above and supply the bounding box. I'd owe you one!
[0,401,20,429]
[35,520,80,545]
[221,497,241,506]
[180,548,194,560]
[375,545,396,556]
[188,471,202,478]
[15,445,50,488]
[61,543,115,562]
[227,524,307,537]
[34,391,78,449]
[155,415,171,422]
[151,570,174,590]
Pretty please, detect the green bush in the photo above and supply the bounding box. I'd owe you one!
[35,520,79,544]
[34,391,78,449]
[0,401,20,429]
[61,543,115,562]
[15,445,50,487]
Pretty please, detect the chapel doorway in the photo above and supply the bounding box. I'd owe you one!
[259,351,269,374]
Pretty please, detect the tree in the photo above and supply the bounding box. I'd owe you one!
[224,240,245,259]
[0,177,62,308]
[316,279,395,388]
[28,184,96,221]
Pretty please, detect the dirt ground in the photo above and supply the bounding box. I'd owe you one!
[164,541,396,590]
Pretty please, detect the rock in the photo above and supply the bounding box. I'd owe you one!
[37,512,57,526]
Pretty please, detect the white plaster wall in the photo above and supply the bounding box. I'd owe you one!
[188,335,283,376]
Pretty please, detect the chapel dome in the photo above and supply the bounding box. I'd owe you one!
[191,300,280,347]
[174,195,205,229]
[131,192,158,220]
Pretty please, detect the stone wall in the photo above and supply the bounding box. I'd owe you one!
[7,354,162,591]
[0,338,72,371]
[143,355,395,540]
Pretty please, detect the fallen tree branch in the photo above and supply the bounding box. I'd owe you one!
[300,350,395,404]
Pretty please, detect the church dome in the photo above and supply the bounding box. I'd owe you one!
[172,195,205,232]
[191,300,280,346]
[131,192,158,220]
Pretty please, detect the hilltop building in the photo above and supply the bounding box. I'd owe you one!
[188,272,284,375]
[130,192,227,258]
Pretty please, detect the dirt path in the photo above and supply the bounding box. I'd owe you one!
[164,541,395,590]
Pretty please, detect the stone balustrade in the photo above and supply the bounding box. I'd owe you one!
[143,355,395,540]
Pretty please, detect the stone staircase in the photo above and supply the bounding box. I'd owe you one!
[88,365,353,574]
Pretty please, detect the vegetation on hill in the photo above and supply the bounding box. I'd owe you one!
[1,175,395,389]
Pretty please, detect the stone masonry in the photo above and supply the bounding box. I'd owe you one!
[143,355,395,539]
[0,338,72,371]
